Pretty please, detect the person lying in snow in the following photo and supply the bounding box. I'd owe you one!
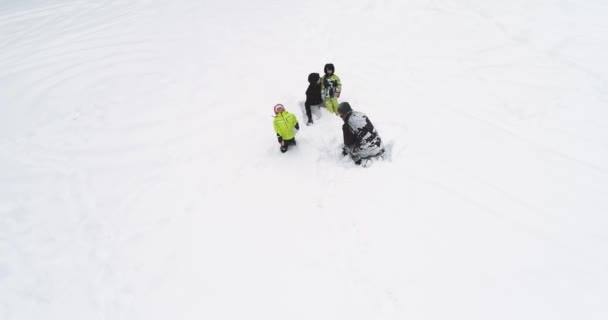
[272,103,300,153]
[338,102,385,165]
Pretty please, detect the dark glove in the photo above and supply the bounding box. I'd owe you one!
[342,147,348,156]
[295,123,300,130]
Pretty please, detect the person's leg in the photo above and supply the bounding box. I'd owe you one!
[350,147,361,164]
[354,142,385,163]
[280,139,296,153]
[324,98,333,113]
[304,102,313,124]
[355,145,380,161]
[329,98,339,114]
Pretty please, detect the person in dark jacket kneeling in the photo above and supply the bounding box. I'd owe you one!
[338,102,384,165]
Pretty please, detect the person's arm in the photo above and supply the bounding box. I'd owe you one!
[343,123,355,147]
[288,113,299,131]
[342,123,354,155]
[335,75,342,98]
[274,121,283,144]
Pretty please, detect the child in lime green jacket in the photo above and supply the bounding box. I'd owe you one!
[321,63,341,115]
[273,104,300,153]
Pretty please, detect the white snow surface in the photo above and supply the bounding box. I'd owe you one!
[1,0,608,319]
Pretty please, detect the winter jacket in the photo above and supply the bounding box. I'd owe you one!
[273,111,299,142]
[321,74,341,99]
[306,73,323,106]
[342,111,384,160]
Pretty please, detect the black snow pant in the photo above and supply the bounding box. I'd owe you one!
[280,138,296,153]
[304,102,313,122]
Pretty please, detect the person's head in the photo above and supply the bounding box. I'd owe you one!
[274,103,285,115]
[324,63,335,75]
[338,102,353,119]
[308,72,320,84]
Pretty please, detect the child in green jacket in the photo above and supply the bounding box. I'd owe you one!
[273,104,300,153]
[321,63,342,115]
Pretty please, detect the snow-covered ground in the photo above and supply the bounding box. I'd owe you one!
[1,0,608,319]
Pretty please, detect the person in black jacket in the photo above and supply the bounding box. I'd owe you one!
[305,73,323,125]
[338,102,384,165]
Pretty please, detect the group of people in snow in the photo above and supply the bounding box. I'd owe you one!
[272,63,385,166]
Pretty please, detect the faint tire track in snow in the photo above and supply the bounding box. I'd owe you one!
[0,2,214,314]
[456,101,608,175]
[0,0,183,163]
[0,110,214,319]
[0,1,167,127]
[407,144,608,273]
[321,189,406,318]
[405,62,608,176]
[0,1,140,63]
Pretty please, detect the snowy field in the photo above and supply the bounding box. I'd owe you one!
[1,0,608,319]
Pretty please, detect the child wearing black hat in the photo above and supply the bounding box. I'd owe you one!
[321,63,342,115]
